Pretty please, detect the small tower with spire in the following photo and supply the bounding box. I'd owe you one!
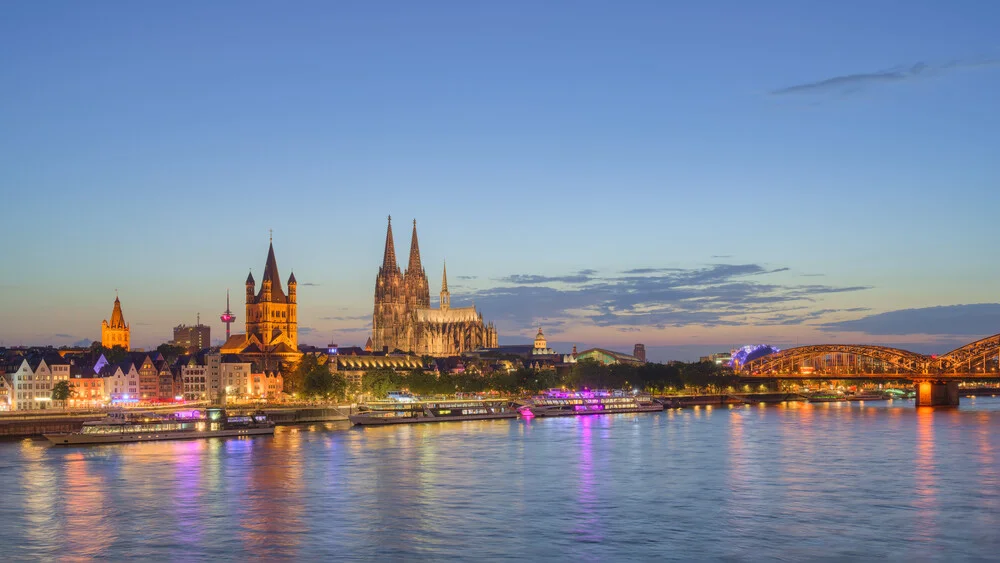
[440,260,450,310]
[101,293,131,350]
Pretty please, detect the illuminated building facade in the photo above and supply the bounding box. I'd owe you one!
[700,352,733,366]
[0,376,8,411]
[221,239,302,364]
[633,343,646,363]
[575,348,644,366]
[250,371,284,399]
[1,353,70,411]
[372,217,497,356]
[173,319,211,354]
[177,358,209,402]
[532,327,556,355]
[68,376,105,408]
[101,362,139,402]
[101,295,130,350]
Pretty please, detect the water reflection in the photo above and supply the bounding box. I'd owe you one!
[2,401,1000,560]
[912,408,938,547]
[240,434,304,559]
[62,451,115,560]
[172,440,207,554]
[573,416,601,544]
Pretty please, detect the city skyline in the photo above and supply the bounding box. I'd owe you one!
[2,2,999,360]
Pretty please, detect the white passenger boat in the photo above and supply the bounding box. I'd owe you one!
[518,389,664,417]
[44,409,274,445]
[349,397,519,426]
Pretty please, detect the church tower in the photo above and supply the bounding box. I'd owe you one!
[245,237,298,352]
[101,295,130,350]
[403,219,431,311]
[373,216,406,352]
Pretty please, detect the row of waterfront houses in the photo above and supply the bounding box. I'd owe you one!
[0,348,283,412]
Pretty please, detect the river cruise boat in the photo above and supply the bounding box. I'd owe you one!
[807,392,846,403]
[518,389,664,417]
[846,391,889,401]
[44,409,274,446]
[349,397,519,426]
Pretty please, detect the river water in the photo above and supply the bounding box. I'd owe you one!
[2,398,1000,561]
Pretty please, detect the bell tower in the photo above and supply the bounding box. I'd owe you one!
[101,293,131,350]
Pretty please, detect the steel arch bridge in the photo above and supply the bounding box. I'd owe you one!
[740,333,1000,376]
[938,334,1000,372]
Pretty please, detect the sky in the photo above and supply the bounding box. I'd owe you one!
[1,1,999,361]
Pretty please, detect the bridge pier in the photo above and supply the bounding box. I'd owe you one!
[915,381,959,407]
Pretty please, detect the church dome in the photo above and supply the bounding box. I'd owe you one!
[534,327,547,349]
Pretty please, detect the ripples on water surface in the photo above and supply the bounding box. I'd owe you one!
[2,398,1000,561]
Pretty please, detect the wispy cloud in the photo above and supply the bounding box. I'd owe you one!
[321,314,370,321]
[498,270,597,285]
[771,59,1000,96]
[621,267,680,275]
[457,275,478,280]
[819,303,1000,336]
[299,282,320,287]
[460,264,870,332]
[54,333,73,338]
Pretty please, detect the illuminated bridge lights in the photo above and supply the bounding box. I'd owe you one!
[739,334,1000,377]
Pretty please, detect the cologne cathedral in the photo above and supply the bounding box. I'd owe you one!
[372,217,498,356]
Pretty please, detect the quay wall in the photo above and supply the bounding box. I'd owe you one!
[0,406,353,438]
[0,416,103,438]
[264,407,351,424]
[656,393,806,408]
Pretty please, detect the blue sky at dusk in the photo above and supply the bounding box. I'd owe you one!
[2,1,998,361]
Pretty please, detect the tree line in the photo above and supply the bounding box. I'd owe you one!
[282,357,741,401]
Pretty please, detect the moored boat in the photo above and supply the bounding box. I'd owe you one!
[44,409,274,445]
[518,389,664,417]
[808,392,846,403]
[846,391,889,401]
[349,397,519,426]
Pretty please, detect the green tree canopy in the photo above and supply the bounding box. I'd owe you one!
[156,343,186,363]
[362,368,404,399]
[51,380,72,402]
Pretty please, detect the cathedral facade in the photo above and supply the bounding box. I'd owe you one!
[372,217,498,357]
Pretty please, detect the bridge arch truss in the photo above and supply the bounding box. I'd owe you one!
[742,344,932,375]
[937,334,1000,374]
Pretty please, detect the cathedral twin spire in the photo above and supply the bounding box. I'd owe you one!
[373,216,498,354]
[379,216,431,309]
[408,218,423,274]
[381,216,401,276]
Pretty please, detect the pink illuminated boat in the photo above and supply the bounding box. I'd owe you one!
[517,389,663,417]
